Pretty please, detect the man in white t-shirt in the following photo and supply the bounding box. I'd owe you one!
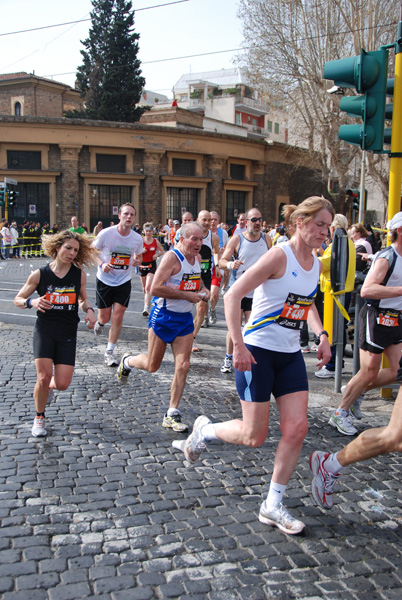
[92,203,143,366]
[231,213,247,237]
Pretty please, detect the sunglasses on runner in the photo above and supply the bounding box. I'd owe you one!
[247,217,262,222]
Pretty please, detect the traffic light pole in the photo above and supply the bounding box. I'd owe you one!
[388,20,402,227]
[358,150,366,223]
[381,17,402,399]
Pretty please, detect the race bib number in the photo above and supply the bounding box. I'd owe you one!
[377,311,400,327]
[179,273,201,291]
[110,252,131,269]
[277,292,314,330]
[46,287,77,311]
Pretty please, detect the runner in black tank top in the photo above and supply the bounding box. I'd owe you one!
[14,230,97,438]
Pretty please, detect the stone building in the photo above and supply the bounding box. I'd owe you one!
[0,74,326,230]
[0,72,83,118]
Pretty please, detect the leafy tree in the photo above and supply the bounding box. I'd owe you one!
[67,0,146,122]
[237,0,399,211]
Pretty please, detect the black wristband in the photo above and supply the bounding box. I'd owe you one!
[318,330,329,338]
[86,307,95,313]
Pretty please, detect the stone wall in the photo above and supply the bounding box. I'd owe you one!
[0,81,83,118]
[0,115,324,229]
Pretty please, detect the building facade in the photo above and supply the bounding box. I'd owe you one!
[0,112,325,231]
[0,72,83,118]
[172,68,287,143]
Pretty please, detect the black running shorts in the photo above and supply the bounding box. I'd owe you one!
[359,303,402,354]
[95,278,131,309]
[33,324,77,366]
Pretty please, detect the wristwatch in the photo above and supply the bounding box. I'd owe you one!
[318,330,329,338]
[23,298,32,309]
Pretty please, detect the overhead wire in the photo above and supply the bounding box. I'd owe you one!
[0,0,190,37]
[43,20,398,80]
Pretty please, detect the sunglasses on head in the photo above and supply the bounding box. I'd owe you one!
[247,217,262,222]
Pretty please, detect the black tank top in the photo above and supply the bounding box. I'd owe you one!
[36,263,81,333]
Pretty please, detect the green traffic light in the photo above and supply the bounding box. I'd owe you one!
[323,50,380,93]
[340,95,377,119]
[339,123,377,148]
[324,47,389,152]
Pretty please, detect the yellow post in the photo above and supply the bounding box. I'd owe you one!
[381,32,402,398]
[323,291,334,345]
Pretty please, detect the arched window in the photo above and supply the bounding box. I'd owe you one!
[14,102,22,116]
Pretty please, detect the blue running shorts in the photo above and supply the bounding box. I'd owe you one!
[150,305,194,343]
[235,344,308,402]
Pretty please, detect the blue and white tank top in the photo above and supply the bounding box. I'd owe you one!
[155,249,201,313]
[243,242,319,352]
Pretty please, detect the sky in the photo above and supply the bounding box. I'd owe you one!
[0,0,245,97]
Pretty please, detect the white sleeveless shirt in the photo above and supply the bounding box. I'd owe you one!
[229,232,270,298]
[243,242,320,352]
[155,249,201,313]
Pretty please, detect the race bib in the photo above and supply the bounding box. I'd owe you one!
[377,310,400,327]
[110,252,131,269]
[200,259,210,271]
[179,273,201,291]
[277,292,314,330]
[46,287,77,311]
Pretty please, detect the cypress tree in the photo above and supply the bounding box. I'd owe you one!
[67,0,146,122]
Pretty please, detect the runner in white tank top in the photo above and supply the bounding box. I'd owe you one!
[179,197,334,536]
[219,209,271,373]
[116,222,209,434]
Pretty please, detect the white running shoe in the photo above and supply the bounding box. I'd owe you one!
[314,367,335,378]
[329,410,358,435]
[31,416,47,437]
[104,350,119,367]
[184,415,210,464]
[220,356,233,373]
[94,321,105,336]
[259,502,305,535]
[310,450,340,510]
[208,309,217,325]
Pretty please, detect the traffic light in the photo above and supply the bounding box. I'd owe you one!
[8,188,19,208]
[346,188,360,212]
[0,187,4,207]
[324,48,389,152]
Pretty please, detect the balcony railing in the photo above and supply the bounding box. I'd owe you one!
[241,123,271,136]
[235,96,270,112]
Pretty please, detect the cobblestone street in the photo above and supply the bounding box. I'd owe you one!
[0,264,401,599]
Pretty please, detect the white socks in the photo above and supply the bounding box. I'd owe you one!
[265,481,287,509]
[167,408,180,417]
[123,356,132,370]
[324,452,343,474]
[200,423,219,442]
